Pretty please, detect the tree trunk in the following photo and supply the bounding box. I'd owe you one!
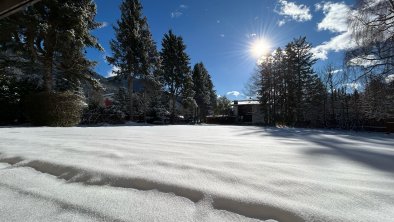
[171,94,176,124]
[143,90,147,123]
[43,53,53,92]
[128,75,134,120]
[42,27,56,92]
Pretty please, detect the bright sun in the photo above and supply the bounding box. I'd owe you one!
[250,38,271,58]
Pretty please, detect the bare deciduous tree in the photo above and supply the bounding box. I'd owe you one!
[347,0,394,78]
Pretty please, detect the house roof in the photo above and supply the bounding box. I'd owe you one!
[232,100,260,106]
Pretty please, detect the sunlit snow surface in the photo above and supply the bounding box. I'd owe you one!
[0,125,393,222]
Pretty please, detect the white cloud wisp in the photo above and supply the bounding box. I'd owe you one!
[276,0,312,24]
[311,2,357,60]
[226,91,243,98]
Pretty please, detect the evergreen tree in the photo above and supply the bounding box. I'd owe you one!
[349,89,362,128]
[192,63,211,120]
[160,30,191,123]
[304,73,326,127]
[258,56,275,124]
[323,65,337,125]
[207,74,217,116]
[256,37,324,126]
[284,37,318,124]
[0,0,102,125]
[107,0,159,119]
[147,81,168,122]
[181,74,196,121]
[113,87,130,116]
[363,76,394,121]
[0,0,103,92]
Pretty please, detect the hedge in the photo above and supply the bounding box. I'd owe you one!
[24,91,85,126]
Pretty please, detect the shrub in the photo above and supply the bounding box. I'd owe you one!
[0,103,21,125]
[206,115,236,124]
[24,91,85,126]
[0,75,39,125]
[81,103,126,125]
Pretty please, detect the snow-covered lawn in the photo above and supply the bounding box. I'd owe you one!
[0,125,393,222]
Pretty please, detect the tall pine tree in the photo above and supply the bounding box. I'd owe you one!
[207,73,217,116]
[192,63,212,120]
[257,37,324,126]
[284,37,318,124]
[107,0,159,119]
[160,30,191,123]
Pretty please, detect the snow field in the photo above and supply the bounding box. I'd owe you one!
[0,125,393,221]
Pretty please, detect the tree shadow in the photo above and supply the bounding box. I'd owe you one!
[237,126,394,174]
[304,135,394,173]
[0,122,158,129]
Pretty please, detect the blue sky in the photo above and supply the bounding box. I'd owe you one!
[87,0,355,99]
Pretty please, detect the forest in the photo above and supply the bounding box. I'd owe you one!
[0,0,217,125]
[245,36,394,129]
[0,0,393,130]
[245,0,394,130]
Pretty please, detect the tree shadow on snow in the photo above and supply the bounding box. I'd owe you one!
[0,122,157,129]
[236,126,394,174]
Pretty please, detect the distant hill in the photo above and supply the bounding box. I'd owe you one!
[98,75,144,94]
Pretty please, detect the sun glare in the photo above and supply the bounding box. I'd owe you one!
[250,38,271,58]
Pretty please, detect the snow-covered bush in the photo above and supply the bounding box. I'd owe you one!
[81,103,126,125]
[24,91,85,126]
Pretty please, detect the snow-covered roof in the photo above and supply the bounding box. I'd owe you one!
[232,100,260,105]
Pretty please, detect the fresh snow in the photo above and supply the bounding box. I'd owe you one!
[0,125,393,222]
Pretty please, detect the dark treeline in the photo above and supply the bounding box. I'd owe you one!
[0,0,103,126]
[1,0,393,128]
[252,37,325,127]
[247,0,394,129]
[0,0,217,125]
[248,38,394,129]
[105,0,217,124]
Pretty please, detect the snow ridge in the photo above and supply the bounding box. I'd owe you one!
[0,155,301,221]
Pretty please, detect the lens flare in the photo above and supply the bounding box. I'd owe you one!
[250,38,271,58]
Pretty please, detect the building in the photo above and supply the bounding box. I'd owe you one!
[232,100,264,124]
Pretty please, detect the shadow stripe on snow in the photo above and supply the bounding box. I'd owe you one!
[0,155,303,222]
[0,156,205,203]
[212,196,304,222]
[26,159,205,203]
[0,182,127,222]
[0,156,24,165]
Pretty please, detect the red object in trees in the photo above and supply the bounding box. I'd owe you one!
[104,98,113,107]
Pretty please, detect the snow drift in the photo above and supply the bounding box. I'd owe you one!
[0,125,393,221]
